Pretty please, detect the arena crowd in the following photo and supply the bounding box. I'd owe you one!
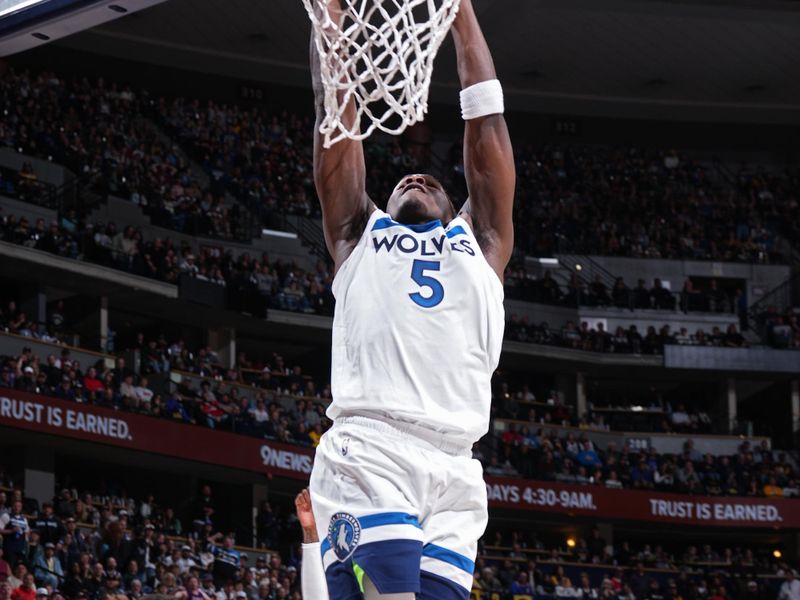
[0,316,797,501]
[0,471,797,600]
[2,68,799,265]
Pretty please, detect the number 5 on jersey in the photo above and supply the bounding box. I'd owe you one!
[409,259,444,308]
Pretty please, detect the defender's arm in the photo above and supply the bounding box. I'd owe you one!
[310,1,373,270]
[296,489,330,600]
[451,0,515,280]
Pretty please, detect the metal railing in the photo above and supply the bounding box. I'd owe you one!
[506,272,735,315]
[747,271,800,341]
[279,213,328,263]
[0,163,104,217]
[557,250,618,290]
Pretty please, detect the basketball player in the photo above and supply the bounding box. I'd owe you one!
[309,0,514,597]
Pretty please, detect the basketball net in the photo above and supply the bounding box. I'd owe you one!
[303,0,461,148]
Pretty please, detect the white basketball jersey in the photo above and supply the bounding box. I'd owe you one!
[328,208,505,446]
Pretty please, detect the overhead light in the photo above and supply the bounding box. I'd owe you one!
[0,1,50,19]
[108,4,128,12]
[538,258,559,266]
[566,537,577,548]
[575,264,582,272]
[31,32,49,40]
[773,549,782,559]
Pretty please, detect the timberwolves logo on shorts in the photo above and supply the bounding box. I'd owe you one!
[327,512,361,561]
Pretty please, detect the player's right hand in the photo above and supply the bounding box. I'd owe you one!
[295,488,319,543]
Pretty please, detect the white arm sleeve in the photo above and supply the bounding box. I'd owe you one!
[302,542,330,600]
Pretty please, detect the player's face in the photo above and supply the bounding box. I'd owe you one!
[386,174,454,225]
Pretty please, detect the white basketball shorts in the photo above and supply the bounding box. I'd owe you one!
[309,415,487,600]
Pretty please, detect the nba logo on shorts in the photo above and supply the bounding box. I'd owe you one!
[327,512,361,561]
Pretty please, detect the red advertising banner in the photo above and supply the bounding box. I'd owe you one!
[484,477,800,529]
[2,390,799,528]
[0,389,313,480]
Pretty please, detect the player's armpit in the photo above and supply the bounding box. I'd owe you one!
[451,0,515,280]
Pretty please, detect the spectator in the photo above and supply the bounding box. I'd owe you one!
[133,377,154,406]
[630,563,650,599]
[646,579,664,600]
[650,280,674,310]
[208,536,240,586]
[511,572,534,596]
[577,442,603,469]
[612,278,630,308]
[590,276,612,306]
[30,504,61,547]
[763,477,783,497]
[83,367,105,394]
[653,464,675,490]
[0,501,29,566]
[556,576,579,599]
[725,324,746,348]
[175,545,198,575]
[5,565,24,592]
[9,573,34,600]
[779,571,800,600]
[32,544,62,589]
[676,461,702,494]
[631,459,655,489]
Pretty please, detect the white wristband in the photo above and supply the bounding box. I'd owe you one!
[460,79,504,120]
[301,542,330,600]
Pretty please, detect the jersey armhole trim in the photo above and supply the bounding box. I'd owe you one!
[448,216,506,295]
[331,206,386,298]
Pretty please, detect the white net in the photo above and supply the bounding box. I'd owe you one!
[303,0,461,148]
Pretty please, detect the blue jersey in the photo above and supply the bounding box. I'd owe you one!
[2,512,29,551]
[210,544,240,581]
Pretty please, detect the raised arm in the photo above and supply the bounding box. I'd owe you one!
[451,0,515,280]
[310,1,373,270]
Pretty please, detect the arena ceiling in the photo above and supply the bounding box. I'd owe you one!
[52,0,800,123]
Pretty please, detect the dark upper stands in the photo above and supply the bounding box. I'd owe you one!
[505,144,798,263]
[0,69,248,241]
[504,268,745,316]
[2,68,799,264]
[756,306,800,350]
[2,66,799,600]
[0,213,336,317]
[0,69,420,241]
[505,317,748,356]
